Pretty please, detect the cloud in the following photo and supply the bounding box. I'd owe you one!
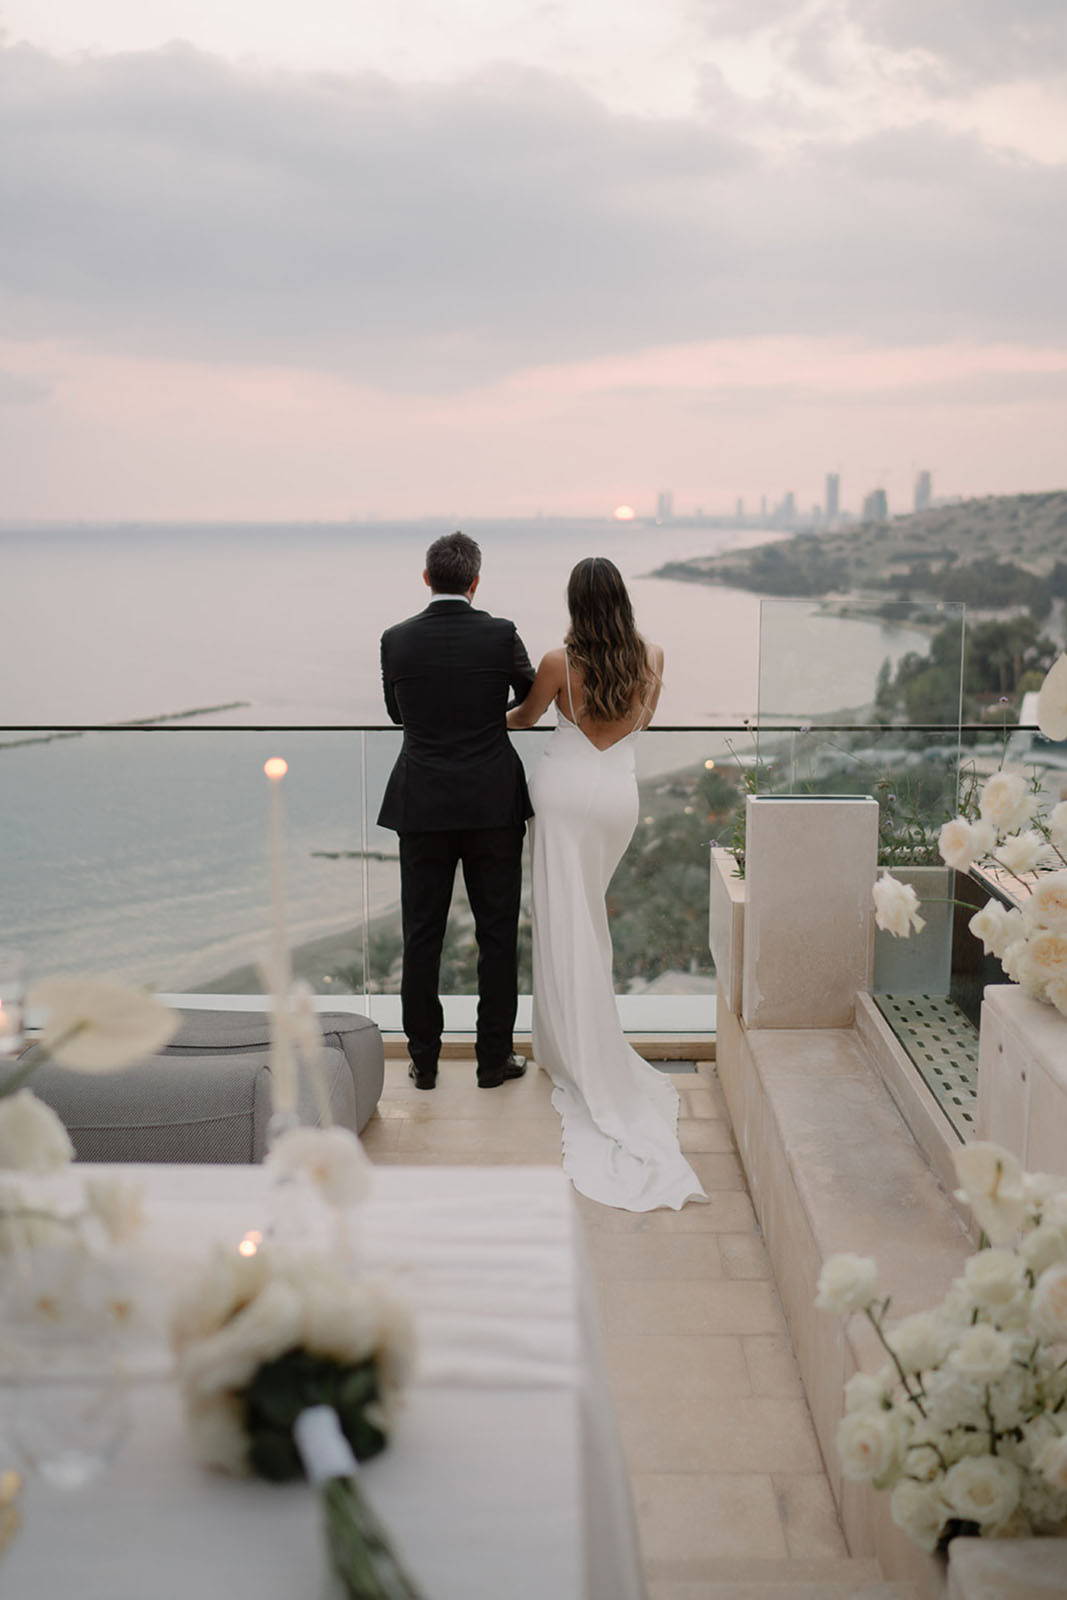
[2,39,1065,390]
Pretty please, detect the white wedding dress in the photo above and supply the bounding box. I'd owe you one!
[530,663,708,1211]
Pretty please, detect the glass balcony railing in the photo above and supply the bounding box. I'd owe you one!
[2,713,1059,1045]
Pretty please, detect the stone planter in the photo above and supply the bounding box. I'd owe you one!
[741,794,879,1029]
[708,847,745,1016]
[977,984,1067,1177]
[873,865,954,997]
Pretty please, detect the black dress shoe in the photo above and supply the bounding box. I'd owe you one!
[476,1052,527,1089]
[408,1062,437,1090]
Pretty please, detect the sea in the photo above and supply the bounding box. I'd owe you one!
[0,519,931,989]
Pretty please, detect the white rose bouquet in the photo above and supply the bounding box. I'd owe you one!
[817,1142,1067,1554]
[171,1240,422,1599]
[872,652,1067,1019]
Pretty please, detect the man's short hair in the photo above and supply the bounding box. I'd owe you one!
[426,531,481,594]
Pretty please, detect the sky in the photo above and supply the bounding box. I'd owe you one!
[2,0,1066,521]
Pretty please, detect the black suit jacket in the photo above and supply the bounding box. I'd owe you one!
[377,600,536,832]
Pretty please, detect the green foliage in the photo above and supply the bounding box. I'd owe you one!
[244,1349,387,1483]
[876,615,1059,723]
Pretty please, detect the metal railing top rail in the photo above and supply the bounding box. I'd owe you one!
[0,723,1046,736]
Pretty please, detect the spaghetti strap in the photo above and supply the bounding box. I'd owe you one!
[563,650,578,724]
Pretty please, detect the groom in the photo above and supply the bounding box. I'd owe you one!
[378,531,536,1089]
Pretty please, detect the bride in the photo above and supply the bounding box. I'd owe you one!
[507,557,707,1212]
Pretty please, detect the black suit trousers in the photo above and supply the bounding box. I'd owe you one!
[398,825,526,1073]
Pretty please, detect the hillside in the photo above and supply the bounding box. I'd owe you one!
[654,490,1067,608]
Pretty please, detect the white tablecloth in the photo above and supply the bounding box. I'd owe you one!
[2,1164,645,1600]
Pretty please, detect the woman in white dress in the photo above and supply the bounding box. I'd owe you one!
[507,557,707,1212]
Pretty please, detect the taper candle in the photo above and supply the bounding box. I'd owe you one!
[264,757,296,1115]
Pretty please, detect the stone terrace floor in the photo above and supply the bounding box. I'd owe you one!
[360,1056,896,1599]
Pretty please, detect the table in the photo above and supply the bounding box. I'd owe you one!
[2,1164,646,1600]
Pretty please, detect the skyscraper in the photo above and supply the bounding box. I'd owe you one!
[914,470,932,512]
[862,488,888,522]
[656,490,674,524]
[825,473,840,523]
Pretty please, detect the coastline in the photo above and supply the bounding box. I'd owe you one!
[197,898,402,995]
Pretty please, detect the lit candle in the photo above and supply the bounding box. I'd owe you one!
[264,757,296,1114]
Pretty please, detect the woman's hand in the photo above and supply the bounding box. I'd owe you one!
[507,650,565,729]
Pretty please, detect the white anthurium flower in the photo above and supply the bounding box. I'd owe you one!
[1037,653,1067,742]
[886,1311,951,1374]
[83,1175,146,1245]
[968,901,1019,960]
[0,1088,74,1173]
[27,978,177,1073]
[939,817,995,871]
[954,1142,1027,1246]
[948,1325,1015,1385]
[963,1248,1028,1316]
[872,873,925,939]
[890,1478,948,1553]
[1021,1222,1067,1276]
[815,1253,879,1315]
[980,771,1037,835]
[1036,1435,1067,1493]
[943,1454,1022,1527]
[995,830,1048,876]
[1049,802,1067,853]
[266,1125,373,1210]
[1032,1264,1067,1343]
[1025,871,1067,932]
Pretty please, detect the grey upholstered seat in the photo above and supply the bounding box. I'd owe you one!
[28,1006,385,1165]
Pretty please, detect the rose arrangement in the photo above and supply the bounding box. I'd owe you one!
[817,1141,1067,1553]
[872,653,1067,1017]
[171,1233,422,1599]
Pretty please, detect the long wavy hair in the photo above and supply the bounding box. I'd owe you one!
[565,557,651,721]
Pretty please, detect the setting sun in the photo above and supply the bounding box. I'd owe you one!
[612,504,636,522]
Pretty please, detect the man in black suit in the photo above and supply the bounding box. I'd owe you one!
[378,531,536,1089]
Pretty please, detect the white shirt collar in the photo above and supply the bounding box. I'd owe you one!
[428,592,472,605]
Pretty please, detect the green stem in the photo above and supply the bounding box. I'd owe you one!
[863,1306,928,1419]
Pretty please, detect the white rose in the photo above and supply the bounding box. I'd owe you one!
[890,1477,949,1553]
[887,1311,951,1374]
[84,1175,145,1244]
[947,1325,1014,1384]
[299,1280,380,1367]
[1049,801,1067,852]
[1000,936,1029,984]
[995,831,1048,875]
[0,1177,69,1252]
[954,1142,1026,1246]
[27,978,177,1071]
[171,1247,271,1352]
[266,1125,373,1210]
[177,1277,303,1400]
[1036,1434,1067,1493]
[1025,871,1067,932]
[186,1395,251,1476]
[1037,654,1067,743]
[943,1454,1021,1527]
[963,1249,1028,1315]
[939,817,995,872]
[1047,974,1067,1020]
[1018,932,1067,991]
[968,901,1018,960]
[1032,1264,1067,1342]
[0,1088,74,1173]
[837,1408,903,1484]
[815,1253,879,1315]
[844,1368,893,1413]
[1021,1223,1067,1276]
[980,771,1036,834]
[873,873,926,939]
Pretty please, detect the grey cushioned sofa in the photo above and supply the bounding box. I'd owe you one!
[30,1007,384,1165]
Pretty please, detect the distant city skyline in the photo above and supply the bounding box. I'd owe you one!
[2,3,1065,520]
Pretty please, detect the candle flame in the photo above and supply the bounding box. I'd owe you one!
[238,1230,263,1258]
[264,757,288,780]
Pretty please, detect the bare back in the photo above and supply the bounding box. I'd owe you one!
[557,646,664,750]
